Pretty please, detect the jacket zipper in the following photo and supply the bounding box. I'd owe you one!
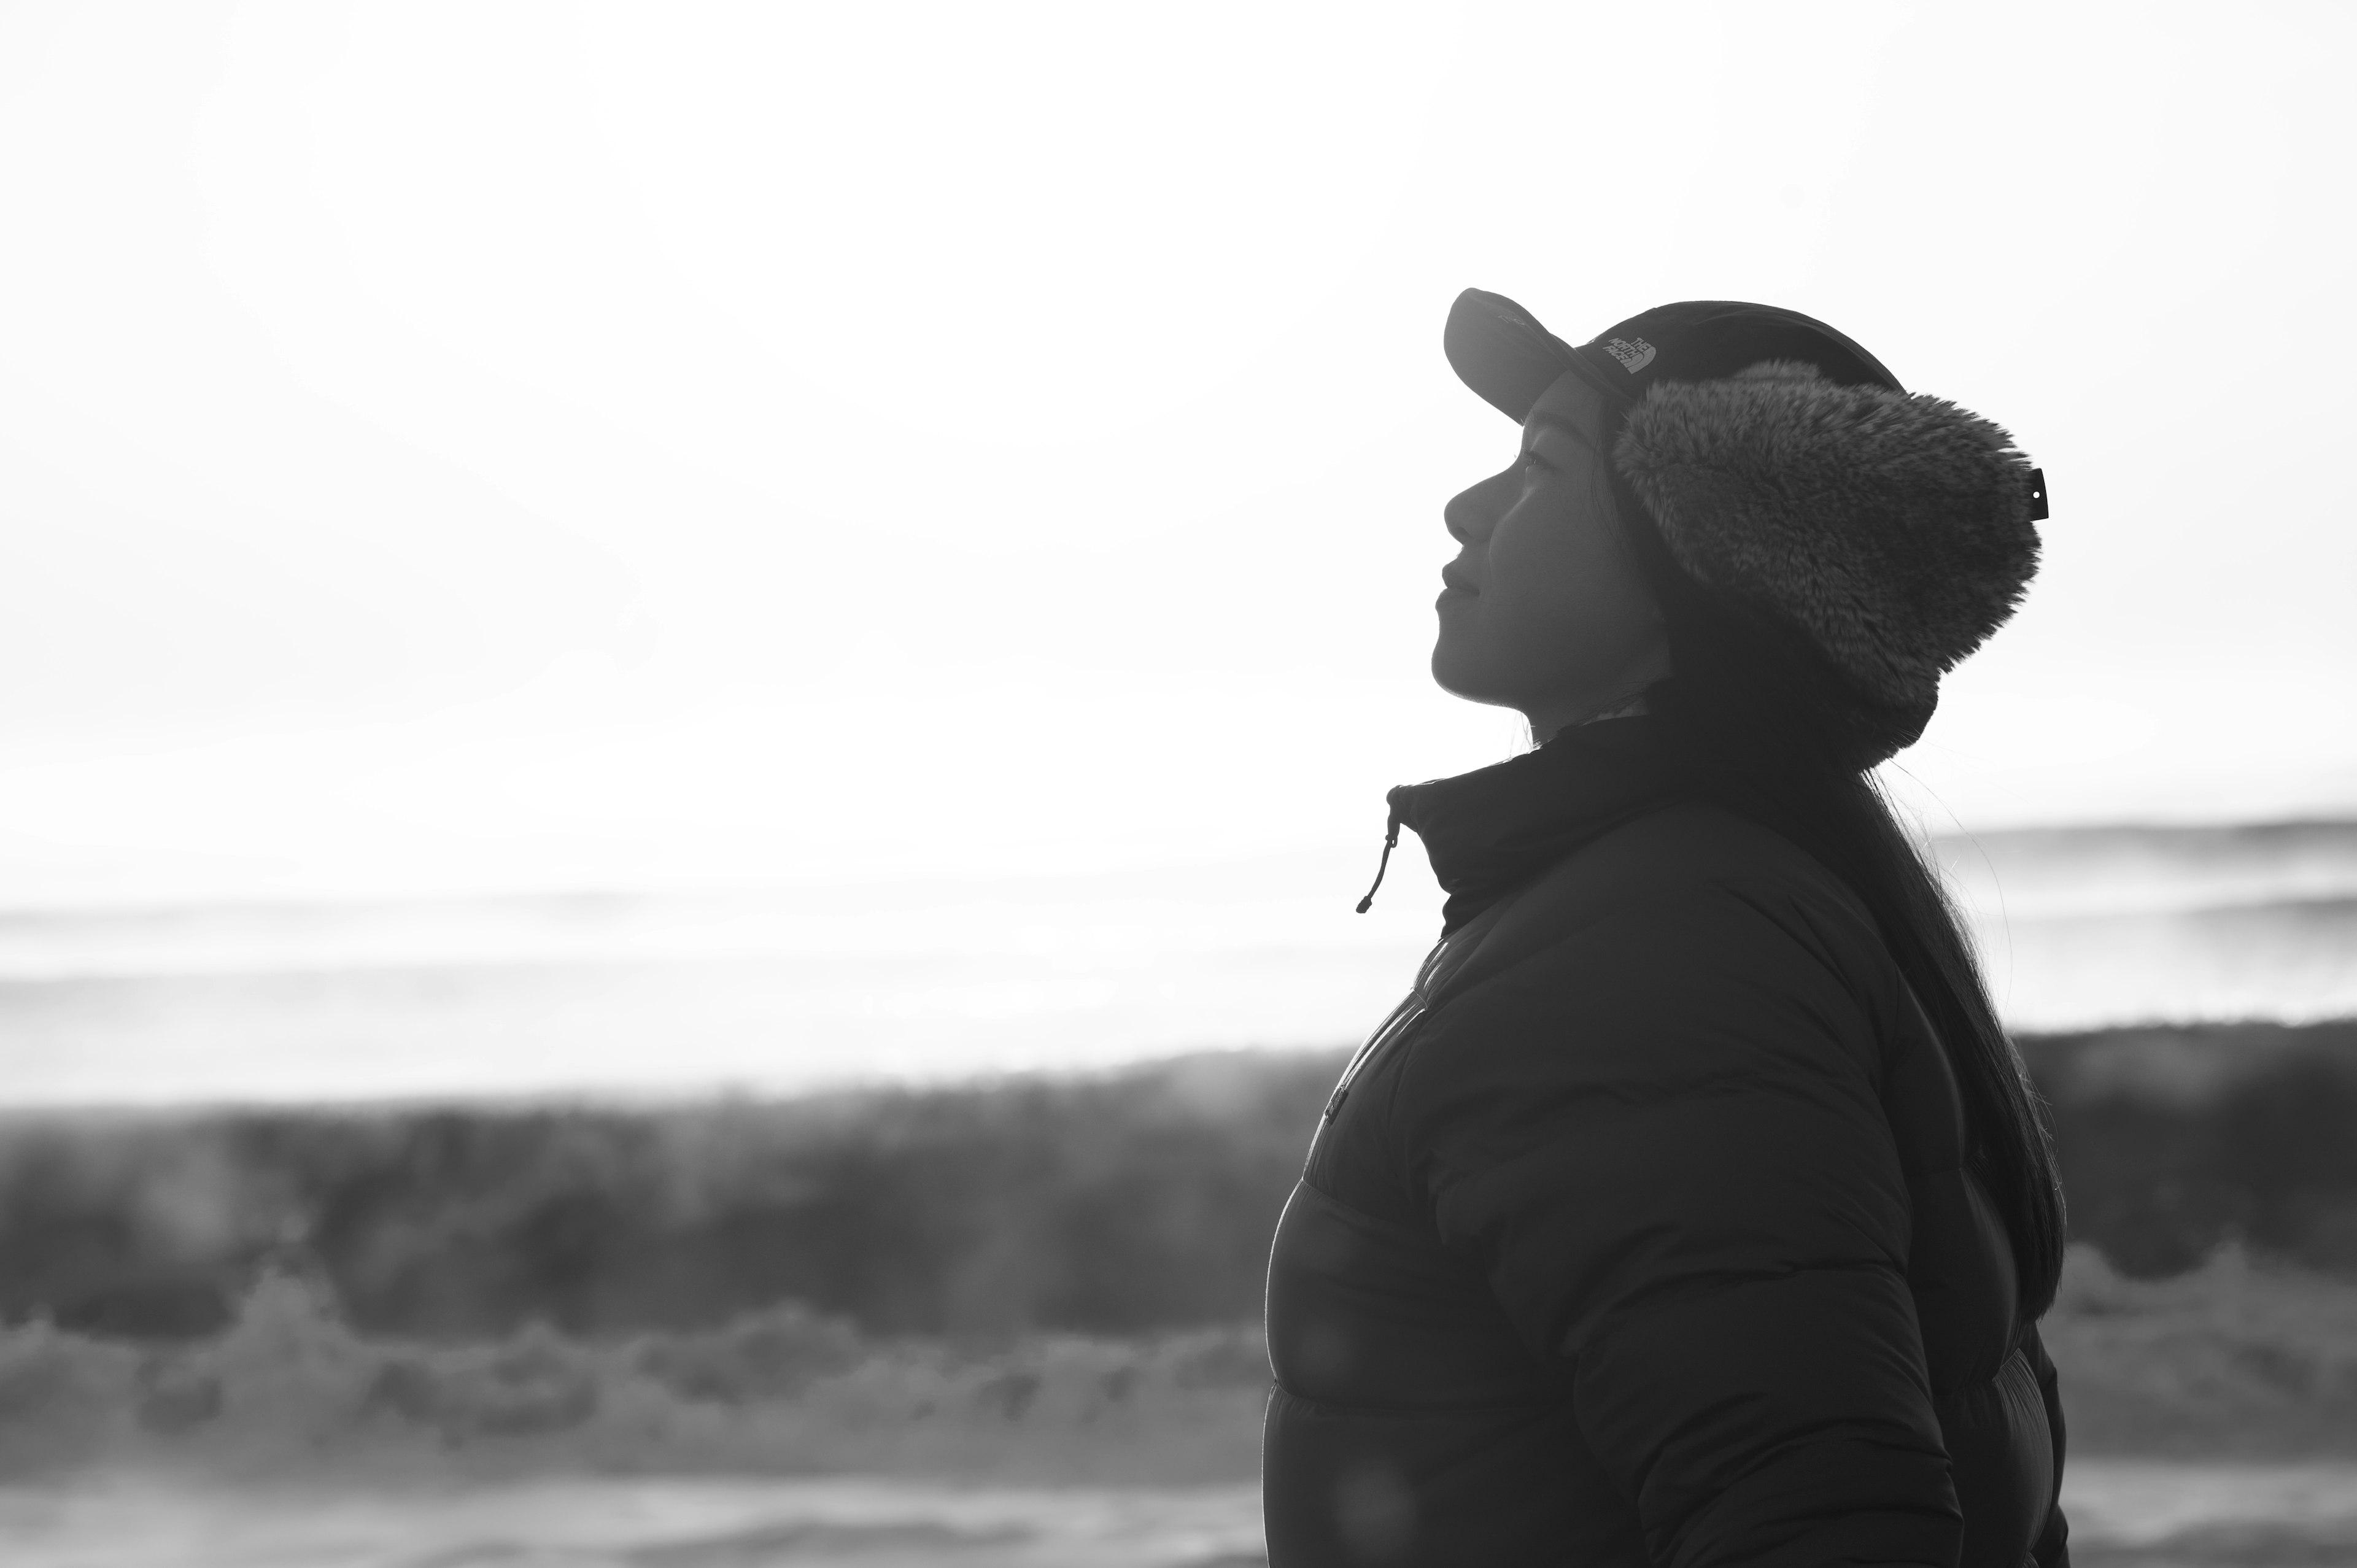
[1323,929,1463,1121]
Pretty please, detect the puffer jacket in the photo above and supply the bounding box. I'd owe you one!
[1263,719,2068,1567]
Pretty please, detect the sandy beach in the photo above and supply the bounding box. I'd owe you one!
[7,1461,2356,1568]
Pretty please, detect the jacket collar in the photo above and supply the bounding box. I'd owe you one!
[1388,717,1690,934]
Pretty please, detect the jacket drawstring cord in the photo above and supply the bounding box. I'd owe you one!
[1355,808,1402,914]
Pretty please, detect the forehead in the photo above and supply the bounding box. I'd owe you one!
[1523,369,1614,440]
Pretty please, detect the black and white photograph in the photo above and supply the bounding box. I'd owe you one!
[0,4,2352,1565]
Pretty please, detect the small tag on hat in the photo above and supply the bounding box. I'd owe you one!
[2026,467,2049,522]
[1602,336,1657,373]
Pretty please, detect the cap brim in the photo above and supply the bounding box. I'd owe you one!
[1444,288,1582,423]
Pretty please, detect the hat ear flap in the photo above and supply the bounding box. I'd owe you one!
[1613,365,2042,741]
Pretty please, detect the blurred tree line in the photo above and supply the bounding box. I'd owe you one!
[1,1024,2351,1343]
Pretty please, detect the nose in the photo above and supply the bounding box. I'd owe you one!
[1444,467,1515,544]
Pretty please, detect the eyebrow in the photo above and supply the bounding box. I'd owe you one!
[1523,411,1600,449]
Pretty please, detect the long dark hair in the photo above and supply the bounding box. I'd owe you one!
[1617,485,2067,1319]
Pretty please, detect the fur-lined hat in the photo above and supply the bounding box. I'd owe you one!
[1444,291,2046,762]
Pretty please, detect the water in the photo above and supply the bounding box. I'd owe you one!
[4,1463,2353,1567]
[0,849,1428,1105]
[1935,821,2357,1033]
[2,824,2353,1106]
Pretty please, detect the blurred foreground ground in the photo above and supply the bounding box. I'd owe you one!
[0,1248,2354,1565]
[7,1463,2357,1568]
[3,1243,2356,1482]
[2,1024,2355,1562]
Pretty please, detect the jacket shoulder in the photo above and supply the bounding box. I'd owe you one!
[1386,800,1914,1232]
[1431,800,1894,1021]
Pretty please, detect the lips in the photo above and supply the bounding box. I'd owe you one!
[1440,563,1478,596]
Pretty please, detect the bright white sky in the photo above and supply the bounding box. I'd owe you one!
[0,0,2351,908]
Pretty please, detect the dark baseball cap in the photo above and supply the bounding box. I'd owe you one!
[1442,288,1907,422]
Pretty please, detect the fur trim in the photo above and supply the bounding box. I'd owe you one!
[1614,361,2042,728]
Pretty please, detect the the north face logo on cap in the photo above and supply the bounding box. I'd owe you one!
[1603,337,1657,373]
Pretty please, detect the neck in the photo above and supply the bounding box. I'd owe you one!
[1523,684,1656,744]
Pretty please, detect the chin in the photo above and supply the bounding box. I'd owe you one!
[1429,641,1507,707]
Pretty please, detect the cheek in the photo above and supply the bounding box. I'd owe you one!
[1484,503,1608,650]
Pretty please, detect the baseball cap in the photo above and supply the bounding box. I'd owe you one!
[1444,288,1906,419]
[1442,289,2046,526]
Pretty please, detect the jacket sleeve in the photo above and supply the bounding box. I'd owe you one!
[1401,884,1962,1568]
[2027,1323,2071,1568]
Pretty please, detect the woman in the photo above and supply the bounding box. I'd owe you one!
[1263,293,2069,1568]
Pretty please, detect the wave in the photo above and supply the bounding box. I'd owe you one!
[1971,894,2357,1030]
[1933,821,2357,921]
[2,1244,2352,1490]
[1,1031,2352,1354]
[0,1271,1272,1483]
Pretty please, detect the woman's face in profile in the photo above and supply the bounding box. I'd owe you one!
[1430,373,1670,733]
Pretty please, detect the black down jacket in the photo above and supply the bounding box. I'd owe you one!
[1263,720,2068,1567]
